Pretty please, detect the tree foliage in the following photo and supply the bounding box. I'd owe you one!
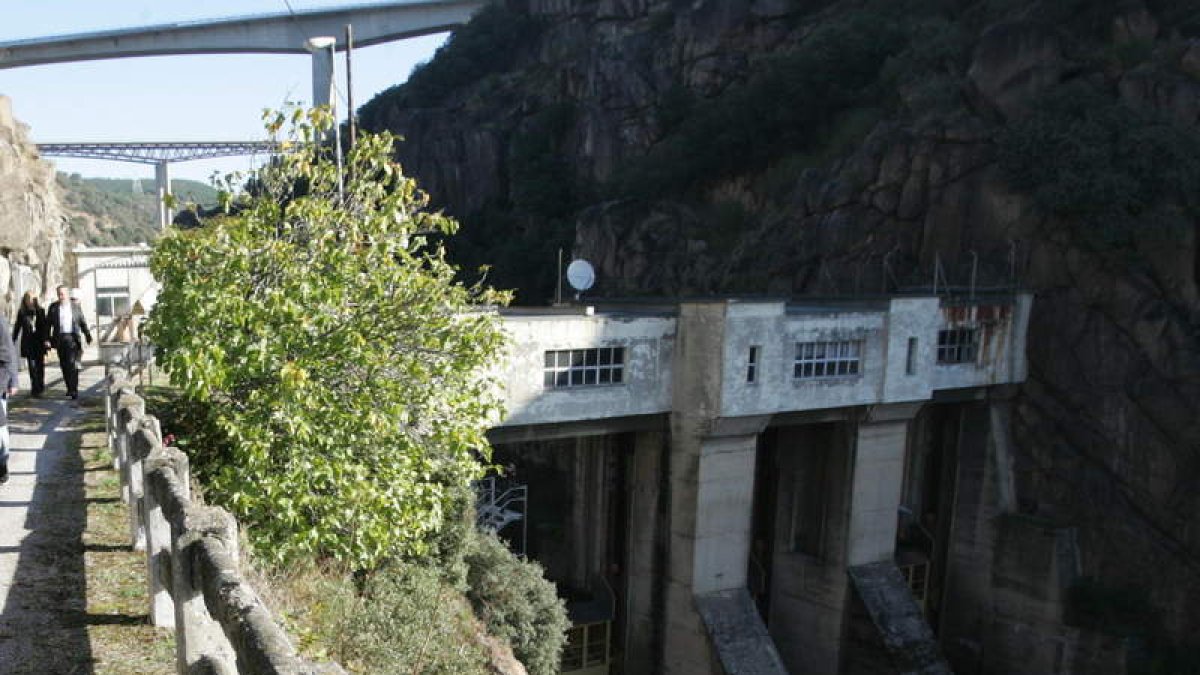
[147,108,510,571]
[464,531,569,675]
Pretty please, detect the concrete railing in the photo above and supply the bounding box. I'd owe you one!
[105,364,344,674]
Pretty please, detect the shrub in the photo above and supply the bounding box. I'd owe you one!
[331,563,493,674]
[261,560,492,674]
[465,531,569,675]
[147,108,511,571]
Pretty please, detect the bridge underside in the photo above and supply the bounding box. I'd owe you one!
[0,1,485,69]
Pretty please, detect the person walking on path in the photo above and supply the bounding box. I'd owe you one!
[11,292,46,398]
[0,313,17,483]
[44,286,91,400]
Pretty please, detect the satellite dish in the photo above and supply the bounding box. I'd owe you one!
[566,259,595,298]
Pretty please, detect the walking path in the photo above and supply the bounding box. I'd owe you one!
[0,364,109,673]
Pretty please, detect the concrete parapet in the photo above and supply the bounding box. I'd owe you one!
[103,374,345,674]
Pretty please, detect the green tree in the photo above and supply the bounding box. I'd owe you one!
[147,107,510,571]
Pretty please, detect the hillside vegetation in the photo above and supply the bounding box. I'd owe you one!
[57,173,218,246]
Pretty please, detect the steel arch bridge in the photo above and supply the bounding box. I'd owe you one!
[39,141,279,228]
[37,141,277,165]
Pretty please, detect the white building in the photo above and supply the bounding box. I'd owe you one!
[72,243,158,338]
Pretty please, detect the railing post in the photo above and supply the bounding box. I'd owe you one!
[143,447,184,628]
[173,506,237,673]
[129,419,162,552]
[116,390,141,505]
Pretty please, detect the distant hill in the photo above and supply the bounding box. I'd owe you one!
[56,173,219,246]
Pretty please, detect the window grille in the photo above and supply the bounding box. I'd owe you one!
[794,340,861,379]
[543,347,625,388]
[561,622,611,672]
[936,328,977,364]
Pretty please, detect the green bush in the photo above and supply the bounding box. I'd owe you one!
[264,559,492,674]
[326,563,493,674]
[147,109,510,571]
[465,531,569,675]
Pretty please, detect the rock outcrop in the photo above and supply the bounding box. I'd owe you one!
[0,95,66,314]
[360,1,1200,671]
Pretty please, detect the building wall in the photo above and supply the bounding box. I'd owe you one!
[493,294,1032,431]
[73,245,157,336]
[496,311,676,427]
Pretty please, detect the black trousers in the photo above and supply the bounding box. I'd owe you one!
[55,335,82,395]
[25,355,44,394]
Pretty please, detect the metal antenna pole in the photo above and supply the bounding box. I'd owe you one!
[556,248,563,305]
[328,38,344,201]
[933,252,940,296]
[969,250,978,301]
[1009,239,1018,290]
[346,24,356,152]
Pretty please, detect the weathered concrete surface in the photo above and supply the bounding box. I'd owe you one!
[695,589,787,675]
[847,562,952,675]
[0,364,105,672]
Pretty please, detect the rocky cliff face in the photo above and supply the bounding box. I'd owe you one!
[360,0,1200,668]
[0,95,66,314]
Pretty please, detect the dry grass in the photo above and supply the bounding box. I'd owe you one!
[74,402,175,674]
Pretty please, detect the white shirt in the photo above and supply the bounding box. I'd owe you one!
[59,303,74,335]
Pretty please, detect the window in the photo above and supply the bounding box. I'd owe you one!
[937,328,977,364]
[543,347,625,388]
[906,337,918,375]
[747,346,761,383]
[794,340,861,379]
[95,286,131,317]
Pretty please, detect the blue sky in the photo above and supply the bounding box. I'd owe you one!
[0,1,447,182]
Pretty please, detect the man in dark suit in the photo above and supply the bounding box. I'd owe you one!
[45,285,92,399]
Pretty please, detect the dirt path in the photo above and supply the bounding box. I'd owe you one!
[0,364,109,673]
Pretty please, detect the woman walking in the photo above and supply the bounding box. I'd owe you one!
[12,291,47,397]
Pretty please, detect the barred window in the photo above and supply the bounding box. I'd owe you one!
[794,340,862,379]
[937,328,977,364]
[543,347,625,388]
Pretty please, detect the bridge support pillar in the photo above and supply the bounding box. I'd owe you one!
[307,36,336,111]
[155,161,172,229]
